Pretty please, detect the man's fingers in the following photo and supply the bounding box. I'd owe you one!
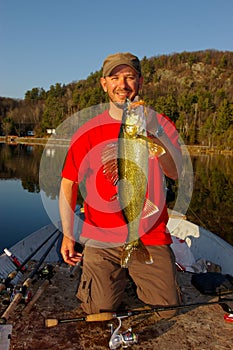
[62,251,83,266]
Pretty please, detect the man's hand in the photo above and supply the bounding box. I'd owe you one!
[61,236,82,266]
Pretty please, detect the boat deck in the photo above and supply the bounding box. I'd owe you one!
[1,262,233,350]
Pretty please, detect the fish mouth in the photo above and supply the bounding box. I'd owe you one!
[128,100,145,110]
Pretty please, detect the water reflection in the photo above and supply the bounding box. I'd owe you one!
[0,143,51,252]
[186,154,233,245]
[0,143,43,192]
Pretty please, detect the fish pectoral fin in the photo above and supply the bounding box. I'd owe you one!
[148,143,166,157]
[142,198,159,218]
[101,142,118,185]
[137,134,166,157]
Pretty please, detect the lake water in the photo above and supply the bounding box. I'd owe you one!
[0,143,60,253]
[0,142,232,254]
[0,180,51,253]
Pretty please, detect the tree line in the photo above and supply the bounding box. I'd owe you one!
[0,49,232,148]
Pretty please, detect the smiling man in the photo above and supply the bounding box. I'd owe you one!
[100,53,143,115]
[59,52,182,317]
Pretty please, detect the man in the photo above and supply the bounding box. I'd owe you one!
[59,52,182,316]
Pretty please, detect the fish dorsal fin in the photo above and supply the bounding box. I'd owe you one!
[101,142,118,185]
[142,198,159,218]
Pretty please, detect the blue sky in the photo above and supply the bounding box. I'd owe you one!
[1,0,233,99]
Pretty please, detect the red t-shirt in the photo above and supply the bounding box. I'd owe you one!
[62,110,180,246]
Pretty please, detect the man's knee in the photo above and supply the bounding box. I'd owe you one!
[76,276,123,314]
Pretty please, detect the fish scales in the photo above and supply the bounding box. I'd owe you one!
[118,131,148,236]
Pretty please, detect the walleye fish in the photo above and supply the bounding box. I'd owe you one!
[102,98,165,268]
[118,99,154,268]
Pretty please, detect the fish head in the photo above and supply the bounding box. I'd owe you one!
[123,98,147,137]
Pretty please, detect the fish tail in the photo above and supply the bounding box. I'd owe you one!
[121,239,153,268]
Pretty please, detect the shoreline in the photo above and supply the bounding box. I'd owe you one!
[184,145,233,156]
[0,136,232,155]
[0,135,70,146]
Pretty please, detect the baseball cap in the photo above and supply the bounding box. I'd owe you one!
[102,52,141,77]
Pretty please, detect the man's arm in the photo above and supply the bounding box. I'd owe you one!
[152,133,182,180]
[147,110,182,180]
[59,177,82,265]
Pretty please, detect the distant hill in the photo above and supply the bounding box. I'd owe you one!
[0,49,232,147]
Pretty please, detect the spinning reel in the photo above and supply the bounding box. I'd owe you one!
[109,316,138,349]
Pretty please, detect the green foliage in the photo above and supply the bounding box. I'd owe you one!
[155,92,179,122]
[1,117,14,135]
[25,87,46,101]
[41,83,68,132]
[215,99,233,134]
[72,71,107,110]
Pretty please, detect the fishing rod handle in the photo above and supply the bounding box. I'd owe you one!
[45,318,59,327]
[0,271,18,293]
[0,293,22,322]
[8,270,18,280]
[23,277,32,289]
[22,280,50,315]
[45,312,114,328]
[86,312,114,322]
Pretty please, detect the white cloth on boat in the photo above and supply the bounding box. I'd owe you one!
[171,235,196,272]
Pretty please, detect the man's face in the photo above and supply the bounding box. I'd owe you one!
[100,65,143,105]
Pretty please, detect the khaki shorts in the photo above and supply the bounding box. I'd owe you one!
[77,244,180,318]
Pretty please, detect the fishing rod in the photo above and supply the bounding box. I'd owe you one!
[0,231,62,324]
[22,263,61,315]
[23,248,83,314]
[45,296,233,327]
[0,227,60,293]
[46,297,233,349]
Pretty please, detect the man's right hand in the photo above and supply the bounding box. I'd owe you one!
[61,236,83,266]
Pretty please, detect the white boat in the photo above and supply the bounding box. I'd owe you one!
[167,211,233,275]
[0,223,63,284]
[1,211,233,286]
